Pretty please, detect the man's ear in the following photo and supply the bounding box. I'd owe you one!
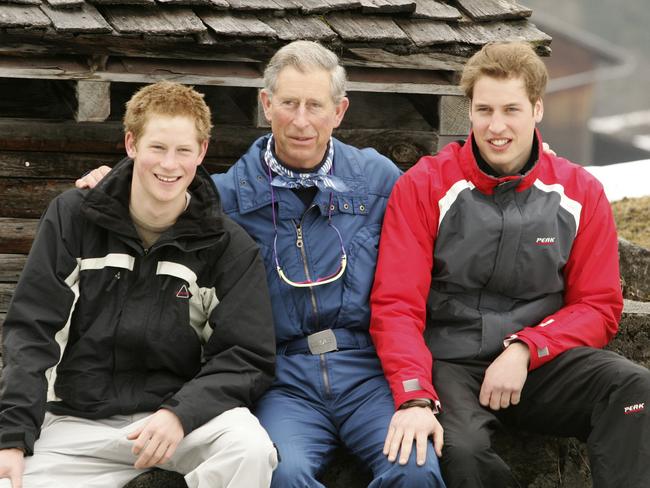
[534,99,544,124]
[332,97,350,129]
[196,140,209,166]
[259,89,273,123]
[125,132,137,158]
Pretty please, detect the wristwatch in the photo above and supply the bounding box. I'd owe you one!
[399,398,435,410]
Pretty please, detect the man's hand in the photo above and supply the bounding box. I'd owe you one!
[0,448,25,488]
[383,406,443,466]
[74,166,112,189]
[479,341,530,410]
[127,409,184,469]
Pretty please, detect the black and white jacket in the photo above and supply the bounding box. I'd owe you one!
[0,158,276,454]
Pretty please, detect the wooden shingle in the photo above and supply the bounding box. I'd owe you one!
[227,0,284,10]
[200,11,277,38]
[103,7,207,34]
[89,0,155,6]
[44,0,86,9]
[413,0,461,20]
[327,12,410,43]
[359,0,415,14]
[346,48,467,71]
[157,0,225,7]
[397,18,458,46]
[0,0,40,4]
[0,5,51,27]
[41,3,113,33]
[299,0,362,15]
[452,20,550,46]
[455,0,532,21]
[263,15,337,41]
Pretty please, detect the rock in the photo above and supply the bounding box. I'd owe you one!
[619,237,650,302]
[124,470,187,488]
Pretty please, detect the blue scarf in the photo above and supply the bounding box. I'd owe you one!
[264,135,349,192]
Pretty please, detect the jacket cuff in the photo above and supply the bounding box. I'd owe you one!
[504,334,551,371]
[391,377,439,411]
[0,430,35,456]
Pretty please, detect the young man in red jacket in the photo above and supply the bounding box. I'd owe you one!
[370,42,650,487]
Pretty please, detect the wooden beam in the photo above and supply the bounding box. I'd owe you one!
[439,95,470,136]
[0,283,14,314]
[0,254,26,283]
[333,128,437,169]
[76,80,111,122]
[0,219,38,255]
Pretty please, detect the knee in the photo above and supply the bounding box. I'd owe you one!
[380,456,445,488]
[270,455,315,488]
[442,431,491,469]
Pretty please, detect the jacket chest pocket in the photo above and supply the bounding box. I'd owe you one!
[337,223,381,327]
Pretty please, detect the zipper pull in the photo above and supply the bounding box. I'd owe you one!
[296,226,304,248]
[105,271,121,292]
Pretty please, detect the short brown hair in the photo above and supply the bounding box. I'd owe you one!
[123,81,213,144]
[460,42,548,105]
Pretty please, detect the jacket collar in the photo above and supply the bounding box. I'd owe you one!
[82,157,226,250]
[235,135,369,218]
[459,128,546,194]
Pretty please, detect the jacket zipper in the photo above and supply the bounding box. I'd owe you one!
[293,208,332,397]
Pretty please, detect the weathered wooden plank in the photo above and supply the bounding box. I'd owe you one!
[455,0,531,21]
[0,151,120,179]
[226,0,284,10]
[0,151,235,181]
[44,0,86,9]
[0,284,14,313]
[199,11,277,38]
[439,95,469,135]
[333,128,437,168]
[359,0,415,14]
[299,0,361,15]
[76,80,111,122]
[345,48,466,71]
[326,12,410,43]
[88,0,154,5]
[157,0,224,6]
[0,4,51,27]
[0,254,26,283]
[342,91,432,130]
[452,20,552,46]
[0,218,38,255]
[397,18,458,47]
[103,6,207,35]
[0,179,71,219]
[0,118,272,156]
[262,15,337,42]
[0,0,39,4]
[40,2,113,33]
[413,0,461,19]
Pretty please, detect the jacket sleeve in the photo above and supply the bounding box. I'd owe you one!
[161,227,275,435]
[509,181,623,370]
[0,195,80,454]
[370,167,440,410]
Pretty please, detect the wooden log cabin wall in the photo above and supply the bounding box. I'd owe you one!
[0,0,550,332]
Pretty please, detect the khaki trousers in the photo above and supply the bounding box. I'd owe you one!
[1,407,277,488]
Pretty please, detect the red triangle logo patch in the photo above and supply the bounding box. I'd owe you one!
[176,284,192,299]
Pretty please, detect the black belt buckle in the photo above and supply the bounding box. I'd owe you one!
[307,329,338,354]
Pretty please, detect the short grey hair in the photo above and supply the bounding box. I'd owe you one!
[263,40,347,104]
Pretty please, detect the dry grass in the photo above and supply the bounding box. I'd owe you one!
[611,196,650,249]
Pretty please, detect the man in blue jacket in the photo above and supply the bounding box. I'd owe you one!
[77,41,446,487]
